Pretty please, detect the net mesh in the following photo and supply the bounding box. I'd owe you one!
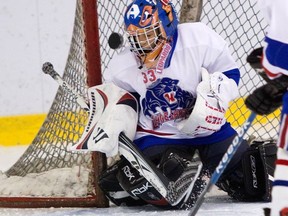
[0,0,279,206]
[0,0,97,205]
[201,0,279,139]
[5,0,90,177]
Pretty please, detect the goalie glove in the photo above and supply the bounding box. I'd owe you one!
[69,83,139,157]
[177,68,239,137]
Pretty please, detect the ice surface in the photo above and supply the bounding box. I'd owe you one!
[0,199,268,216]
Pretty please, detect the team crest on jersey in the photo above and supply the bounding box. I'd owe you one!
[142,77,195,129]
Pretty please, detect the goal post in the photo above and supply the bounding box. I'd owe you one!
[82,0,108,208]
[0,0,280,208]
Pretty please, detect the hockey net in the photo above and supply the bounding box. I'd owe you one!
[0,0,279,208]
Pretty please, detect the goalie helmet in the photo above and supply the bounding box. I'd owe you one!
[124,0,178,68]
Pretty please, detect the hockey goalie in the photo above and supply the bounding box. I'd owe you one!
[71,0,277,210]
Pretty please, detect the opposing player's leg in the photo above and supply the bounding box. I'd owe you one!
[270,92,288,216]
[197,135,277,202]
[269,148,288,216]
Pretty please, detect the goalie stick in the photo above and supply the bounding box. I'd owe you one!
[188,112,257,216]
[42,62,89,111]
[42,62,201,207]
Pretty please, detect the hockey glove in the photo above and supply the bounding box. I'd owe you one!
[245,83,283,115]
[246,47,263,70]
[245,75,288,115]
[246,47,288,115]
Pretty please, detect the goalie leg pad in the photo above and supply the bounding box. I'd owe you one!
[116,156,169,207]
[217,140,277,201]
[242,140,277,201]
[98,158,146,206]
[159,148,196,181]
[117,148,204,209]
[158,148,205,210]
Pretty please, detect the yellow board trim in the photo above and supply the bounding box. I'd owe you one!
[0,97,280,147]
[226,97,281,127]
[0,114,46,146]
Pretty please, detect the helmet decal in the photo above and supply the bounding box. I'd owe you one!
[160,0,170,6]
[162,4,174,23]
[126,4,141,20]
[139,6,154,27]
[124,0,177,37]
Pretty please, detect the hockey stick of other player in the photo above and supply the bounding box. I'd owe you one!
[42,62,199,206]
[42,62,89,111]
[188,112,257,216]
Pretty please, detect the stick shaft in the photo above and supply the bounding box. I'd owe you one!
[42,62,89,111]
[188,112,256,216]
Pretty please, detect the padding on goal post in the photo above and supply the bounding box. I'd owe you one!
[0,0,280,208]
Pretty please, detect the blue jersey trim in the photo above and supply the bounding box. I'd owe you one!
[282,92,288,115]
[273,180,288,187]
[265,36,288,71]
[134,122,236,151]
[223,68,240,85]
[165,30,178,68]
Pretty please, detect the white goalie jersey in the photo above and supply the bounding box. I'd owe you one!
[104,22,240,147]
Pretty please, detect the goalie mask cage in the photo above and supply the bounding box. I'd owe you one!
[0,0,280,208]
